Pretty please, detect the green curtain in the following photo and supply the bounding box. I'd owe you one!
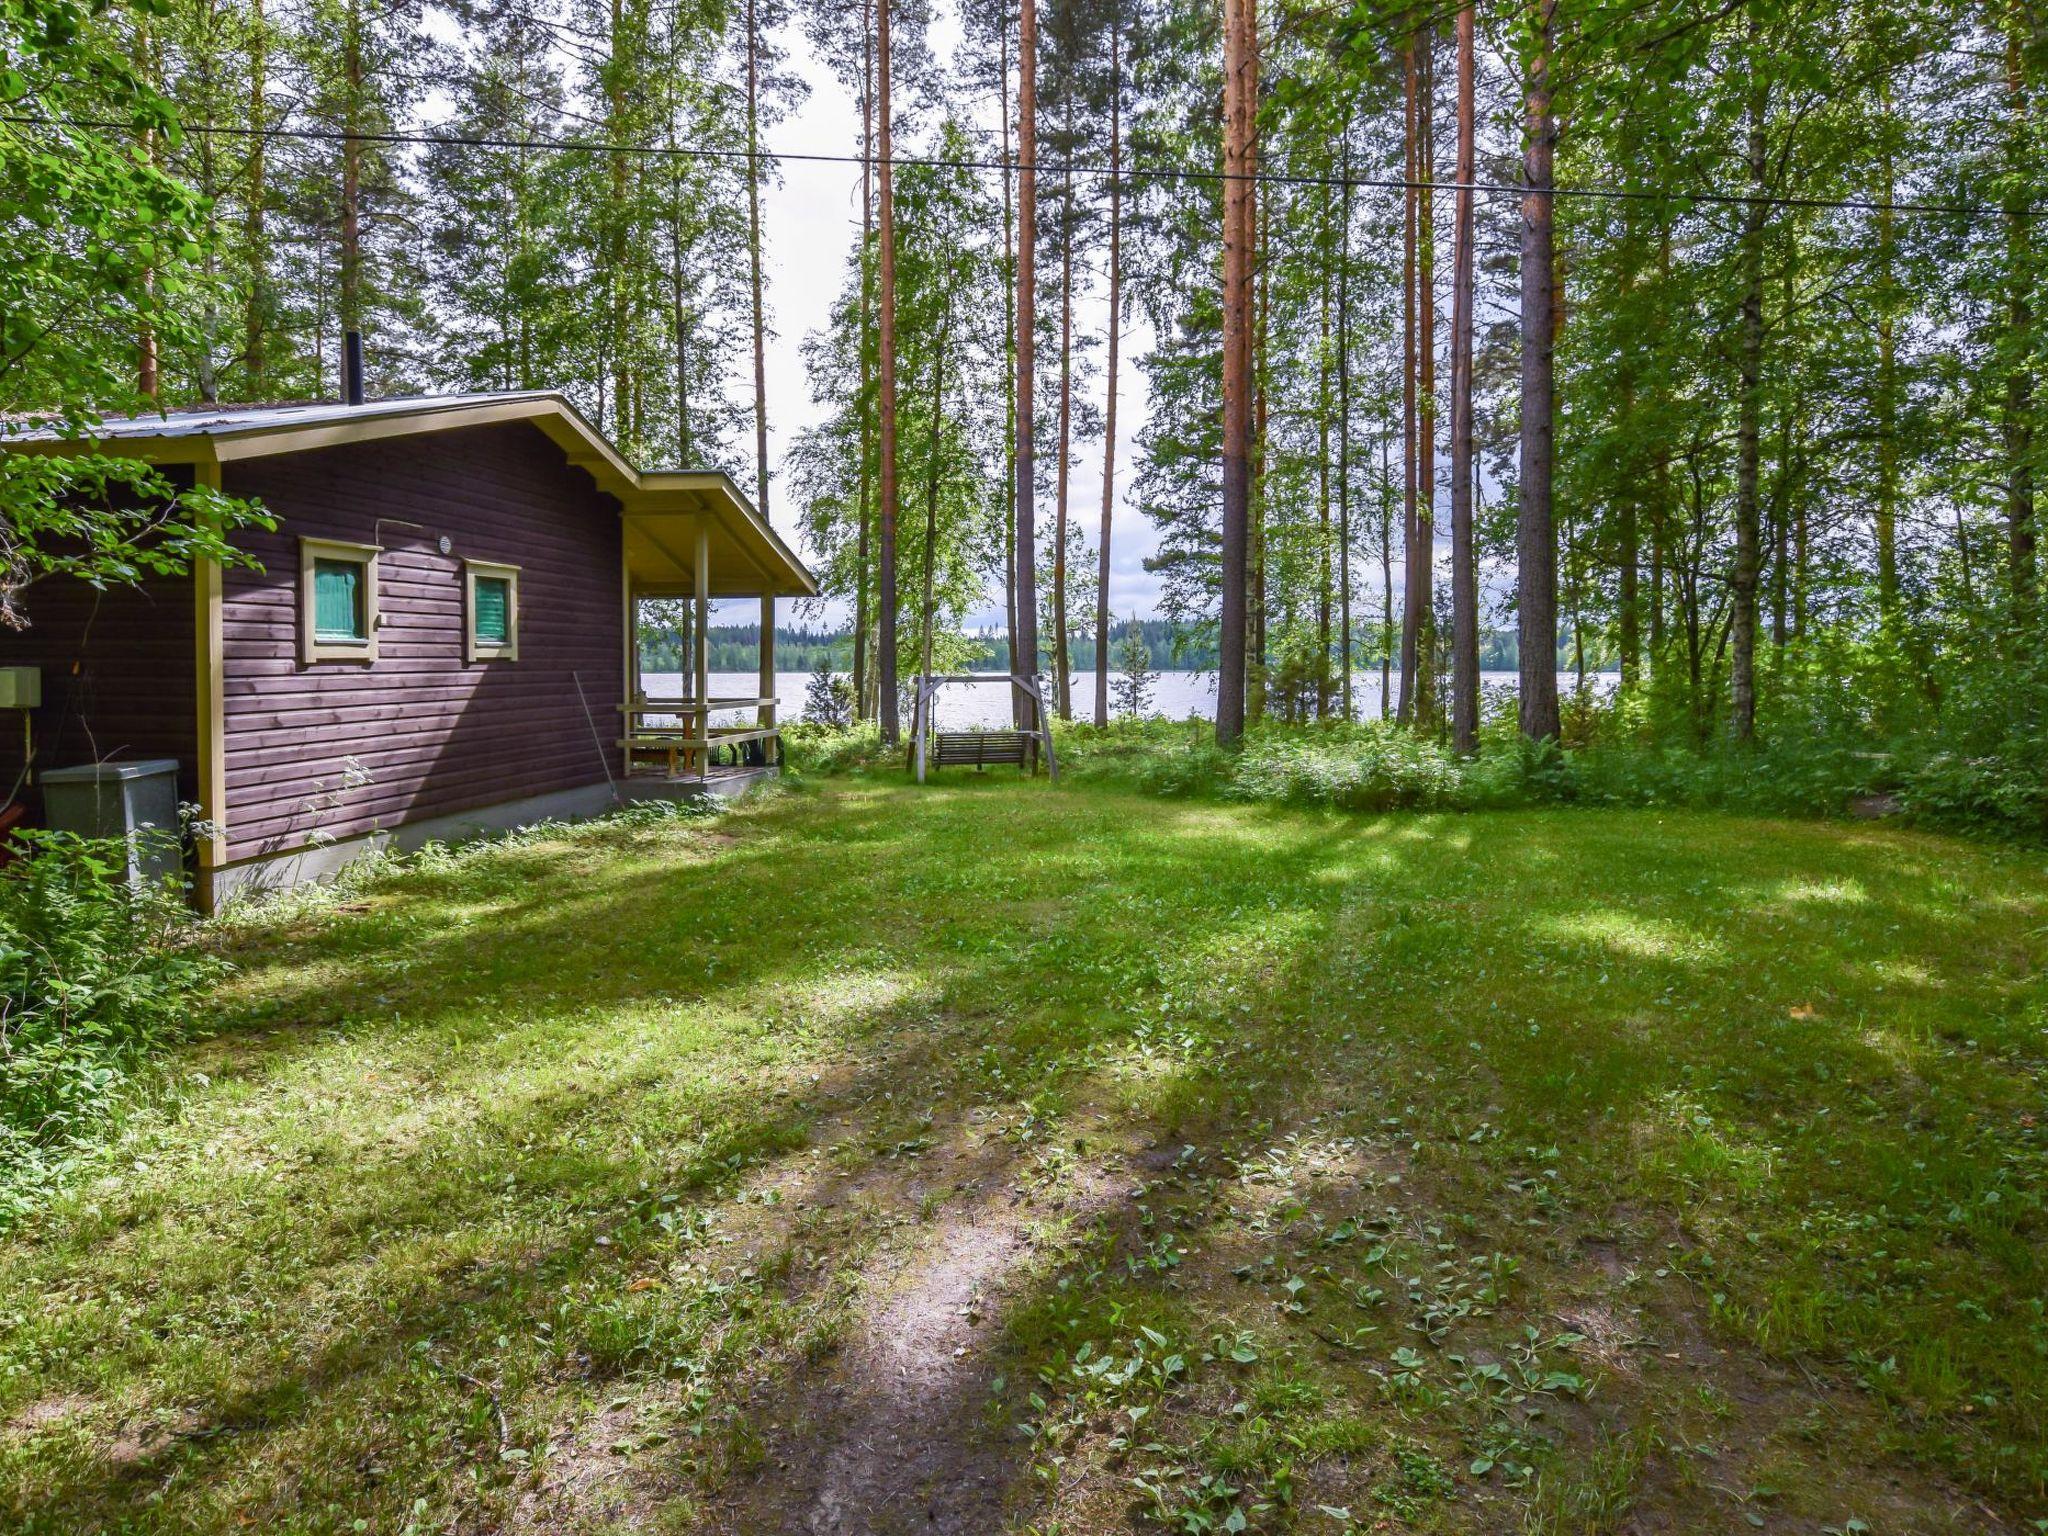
[313,559,364,641]
[474,576,510,644]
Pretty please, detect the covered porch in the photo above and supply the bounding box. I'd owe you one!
[615,471,817,788]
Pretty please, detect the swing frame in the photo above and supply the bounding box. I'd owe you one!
[909,674,1059,784]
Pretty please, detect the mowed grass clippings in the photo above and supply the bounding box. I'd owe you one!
[0,778,2041,1533]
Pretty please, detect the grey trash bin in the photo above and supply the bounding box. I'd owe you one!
[39,759,184,892]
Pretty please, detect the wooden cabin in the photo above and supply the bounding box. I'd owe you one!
[0,393,816,907]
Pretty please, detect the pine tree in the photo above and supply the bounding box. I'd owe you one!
[1449,0,1479,752]
[1517,0,1561,742]
[1112,616,1154,717]
[1216,0,1256,744]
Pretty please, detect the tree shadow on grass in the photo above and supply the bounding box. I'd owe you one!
[2,785,2042,1531]
[0,784,1419,1530]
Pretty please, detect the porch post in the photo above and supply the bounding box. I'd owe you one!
[759,594,776,731]
[694,521,711,776]
[620,534,639,781]
[625,594,640,707]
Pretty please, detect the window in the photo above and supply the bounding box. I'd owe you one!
[299,538,379,663]
[465,560,520,662]
[314,560,365,642]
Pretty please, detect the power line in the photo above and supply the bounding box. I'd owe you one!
[5,112,2037,222]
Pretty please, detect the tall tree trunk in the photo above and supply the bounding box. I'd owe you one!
[1648,220,1674,678]
[1093,11,1122,729]
[1770,293,1797,655]
[135,15,160,398]
[1957,504,1977,606]
[1055,107,1074,721]
[1618,490,1641,681]
[603,0,627,438]
[1649,493,1666,668]
[1016,0,1042,701]
[920,277,957,682]
[1397,33,1418,723]
[1566,504,1586,695]
[513,91,532,390]
[1875,98,1900,629]
[245,0,268,396]
[2005,13,2037,603]
[876,0,900,745]
[1316,192,1332,721]
[1730,53,1767,743]
[1516,0,1561,741]
[1249,185,1269,722]
[196,17,220,407]
[672,174,691,461]
[1450,1,1479,751]
[1337,129,1355,720]
[745,0,770,511]
[1216,0,1255,744]
[1413,29,1438,727]
[1380,436,1393,717]
[1615,257,1642,685]
[1615,239,1641,686]
[1792,499,1809,637]
[1769,502,1788,647]
[852,0,873,716]
[1001,14,1020,706]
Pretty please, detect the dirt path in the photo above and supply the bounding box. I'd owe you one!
[697,1102,1132,1535]
[799,1186,1031,1534]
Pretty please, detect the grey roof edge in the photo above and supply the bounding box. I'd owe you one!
[4,391,819,594]
[1,390,562,443]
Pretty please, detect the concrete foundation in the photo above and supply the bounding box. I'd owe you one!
[204,767,778,907]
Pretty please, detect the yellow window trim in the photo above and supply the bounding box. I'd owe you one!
[299,536,381,665]
[465,559,521,663]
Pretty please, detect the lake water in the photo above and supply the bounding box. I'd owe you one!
[645,670,1614,729]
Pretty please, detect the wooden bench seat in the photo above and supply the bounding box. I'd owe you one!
[909,674,1057,784]
[620,735,686,777]
[620,724,782,777]
[933,731,1030,768]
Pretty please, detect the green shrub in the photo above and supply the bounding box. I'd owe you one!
[1131,737,1232,797]
[0,832,222,1226]
[787,660,2048,840]
[782,720,889,776]
[1895,747,2048,836]
[1226,727,1476,811]
[1901,604,2048,837]
[1562,735,1891,818]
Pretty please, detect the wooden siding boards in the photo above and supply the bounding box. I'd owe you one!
[0,570,200,817]
[0,463,201,817]
[219,422,623,863]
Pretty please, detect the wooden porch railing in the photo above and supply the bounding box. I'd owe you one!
[618,696,781,780]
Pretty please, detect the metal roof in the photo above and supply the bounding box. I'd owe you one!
[2,391,818,597]
[2,392,550,442]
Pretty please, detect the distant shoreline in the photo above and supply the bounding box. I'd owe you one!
[653,667,1628,679]
[739,666,1627,677]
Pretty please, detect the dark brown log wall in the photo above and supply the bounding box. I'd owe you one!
[220,422,623,862]
[0,570,199,818]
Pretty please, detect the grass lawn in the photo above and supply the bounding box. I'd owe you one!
[2,777,2045,1534]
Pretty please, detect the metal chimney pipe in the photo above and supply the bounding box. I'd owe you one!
[343,329,365,406]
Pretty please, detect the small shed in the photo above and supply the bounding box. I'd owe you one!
[1,392,817,907]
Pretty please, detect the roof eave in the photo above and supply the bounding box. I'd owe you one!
[626,473,818,597]
[723,479,823,596]
[0,433,220,465]
[4,393,820,596]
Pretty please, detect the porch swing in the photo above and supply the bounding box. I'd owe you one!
[900,458,1056,784]
[909,674,1059,783]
